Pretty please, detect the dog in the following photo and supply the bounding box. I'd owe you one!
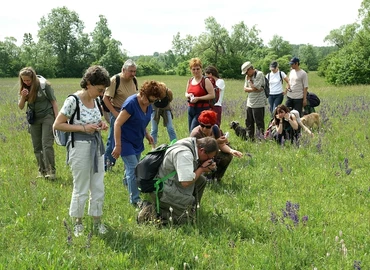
[230,121,247,140]
[301,113,320,130]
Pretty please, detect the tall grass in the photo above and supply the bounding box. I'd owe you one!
[0,73,369,269]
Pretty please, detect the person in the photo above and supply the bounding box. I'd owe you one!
[155,137,219,225]
[266,61,290,115]
[103,59,138,171]
[190,110,243,182]
[241,61,266,140]
[185,57,215,133]
[111,80,167,207]
[18,67,58,180]
[271,104,300,144]
[285,57,308,117]
[204,66,225,127]
[150,84,177,148]
[53,65,111,236]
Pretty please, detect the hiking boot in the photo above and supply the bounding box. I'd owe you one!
[45,172,56,180]
[94,223,107,235]
[74,223,84,237]
[137,204,157,224]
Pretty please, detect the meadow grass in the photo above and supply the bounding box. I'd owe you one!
[0,73,369,269]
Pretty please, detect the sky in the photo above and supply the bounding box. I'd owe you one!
[0,0,363,56]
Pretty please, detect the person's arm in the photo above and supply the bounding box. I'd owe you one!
[287,114,299,130]
[180,159,216,188]
[51,100,58,118]
[103,95,120,118]
[219,144,243,158]
[111,110,131,159]
[303,87,308,106]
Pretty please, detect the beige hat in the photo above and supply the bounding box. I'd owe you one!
[241,61,252,74]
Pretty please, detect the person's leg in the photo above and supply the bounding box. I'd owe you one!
[29,121,46,176]
[190,107,203,132]
[187,107,194,133]
[150,110,158,146]
[285,97,293,111]
[88,153,105,218]
[165,110,177,143]
[122,154,141,205]
[41,114,56,177]
[104,112,116,170]
[245,107,255,139]
[294,99,304,117]
[274,93,284,110]
[194,175,207,205]
[253,107,265,136]
[211,106,222,127]
[268,95,275,115]
[213,151,233,181]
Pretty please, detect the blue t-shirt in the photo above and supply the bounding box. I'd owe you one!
[120,94,153,156]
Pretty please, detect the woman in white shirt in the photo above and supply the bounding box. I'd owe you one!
[266,61,290,115]
[205,66,225,128]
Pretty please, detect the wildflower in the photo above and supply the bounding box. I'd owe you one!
[326,252,330,257]
[335,236,339,242]
[339,230,342,237]
[169,207,173,213]
[194,255,198,261]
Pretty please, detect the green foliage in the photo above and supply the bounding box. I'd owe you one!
[1,74,370,269]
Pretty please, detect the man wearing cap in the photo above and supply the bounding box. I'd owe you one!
[241,61,266,140]
[285,57,308,117]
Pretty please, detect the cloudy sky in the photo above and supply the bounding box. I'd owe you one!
[1,0,363,56]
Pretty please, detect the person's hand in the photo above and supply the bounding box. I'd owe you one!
[217,136,228,145]
[146,135,154,145]
[21,88,29,97]
[201,159,216,173]
[98,121,108,131]
[111,146,120,159]
[230,149,243,158]
[284,113,290,121]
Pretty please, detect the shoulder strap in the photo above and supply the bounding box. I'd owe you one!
[133,77,138,91]
[267,73,270,81]
[67,94,80,148]
[115,74,120,92]
[279,71,283,83]
[95,98,103,116]
[212,125,221,139]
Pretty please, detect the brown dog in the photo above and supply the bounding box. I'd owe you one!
[301,113,320,129]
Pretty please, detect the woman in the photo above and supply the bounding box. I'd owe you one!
[205,66,225,128]
[18,67,58,179]
[272,104,300,144]
[185,58,215,133]
[266,61,290,115]
[150,84,177,149]
[190,110,243,182]
[53,65,111,237]
[112,80,167,207]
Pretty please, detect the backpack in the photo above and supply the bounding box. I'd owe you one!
[253,71,269,98]
[101,74,139,112]
[135,139,178,213]
[188,76,220,108]
[306,92,320,107]
[54,95,102,147]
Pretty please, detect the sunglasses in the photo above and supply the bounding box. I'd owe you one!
[200,123,213,129]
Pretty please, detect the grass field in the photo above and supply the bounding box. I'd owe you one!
[0,73,369,269]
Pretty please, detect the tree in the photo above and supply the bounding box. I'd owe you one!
[0,37,21,77]
[171,32,196,62]
[324,23,360,48]
[268,35,292,58]
[91,15,112,61]
[298,44,318,71]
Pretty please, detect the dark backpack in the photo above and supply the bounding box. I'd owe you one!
[253,71,269,98]
[307,92,320,107]
[54,95,102,147]
[101,74,139,112]
[188,76,220,108]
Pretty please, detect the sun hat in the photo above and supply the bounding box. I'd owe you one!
[241,61,252,74]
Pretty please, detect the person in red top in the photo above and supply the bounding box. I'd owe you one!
[185,58,215,133]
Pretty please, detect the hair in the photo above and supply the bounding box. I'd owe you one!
[122,59,137,70]
[140,80,167,100]
[196,137,219,154]
[198,110,218,126]
[189,57,202,69]
[80,65,111,89]
[19,67,41,103]
[204,66,220,78]
[274,104,291,125]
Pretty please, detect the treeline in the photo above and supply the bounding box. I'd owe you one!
[1,3,370,85]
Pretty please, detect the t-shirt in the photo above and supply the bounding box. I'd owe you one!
[60,94,101,125]
[245,70,266,108]
[214,78,225,106]
[104,74,137,108]
[288,69,308,99]
[28,84,56,119]
[119,94,152,156]
[267,71,287,95]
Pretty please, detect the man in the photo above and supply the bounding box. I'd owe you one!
[103,59,138,171]
[241,61,266,140]
[285,57,308,117]
[139,137,218,225]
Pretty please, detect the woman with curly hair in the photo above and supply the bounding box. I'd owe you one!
[18,67,58,179]
[112,80,167,207]
[190,110,243,182]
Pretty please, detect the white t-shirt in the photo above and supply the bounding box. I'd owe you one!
[214,79,225,106]
[266,70,287,95]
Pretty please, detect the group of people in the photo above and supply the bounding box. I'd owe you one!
[241,57,311,143]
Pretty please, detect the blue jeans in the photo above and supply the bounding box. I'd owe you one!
[268,93,284,115]
[104,112,117,167]
[150,110,177,145]
[188,106,210,133]
[121,154,141,204]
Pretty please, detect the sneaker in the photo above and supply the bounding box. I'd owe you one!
[45,172,56,180]
[36,172,45,178]
[74,223,84,237]
[94,223,107,235]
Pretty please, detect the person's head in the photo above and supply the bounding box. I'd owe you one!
[289,57,300,69]
[274,104,290,121]
[19,67,40,103]
[122,59,137,79]
[196,137,219,162]
[270,61,278,72]
[80,65,111,98]
[140,80,167,105]
[189,58,203,77]
[197,110,217,136]
[204,66,220,79]
[241,61,254,76]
